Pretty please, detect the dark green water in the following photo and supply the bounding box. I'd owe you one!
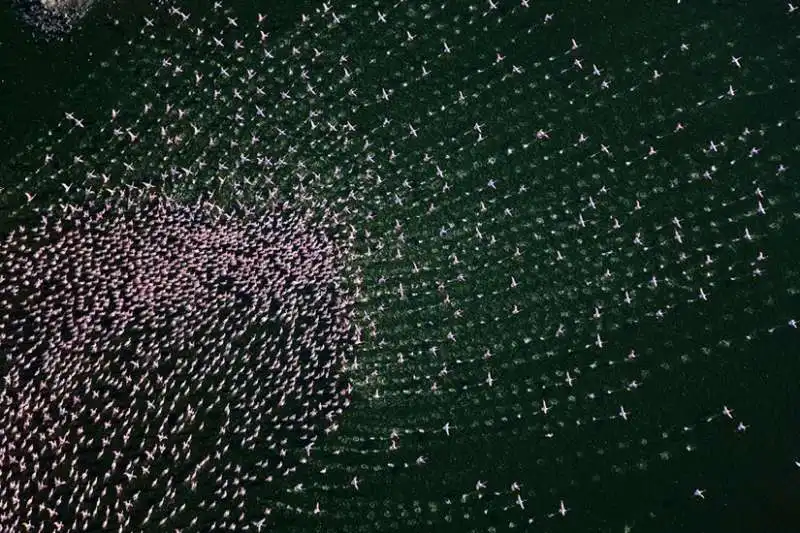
[1,1,799,532]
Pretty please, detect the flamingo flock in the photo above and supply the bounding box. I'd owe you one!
[0,0,797,532]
